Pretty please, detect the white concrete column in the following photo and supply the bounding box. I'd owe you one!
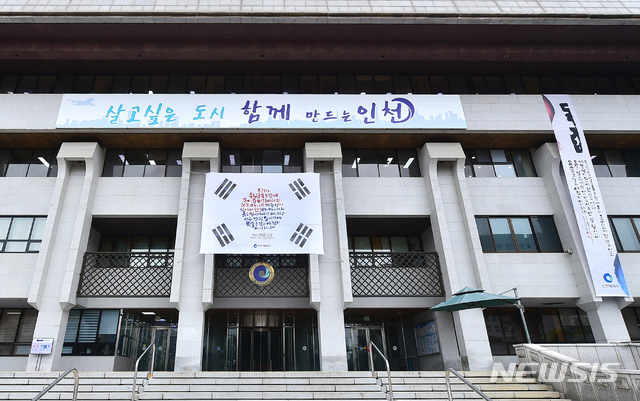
[305,142,349,371]
[579,299,631,343]
[26,142,104,371]
[172,142,219,371]
[419,142,494,371]
[534,143,631,343]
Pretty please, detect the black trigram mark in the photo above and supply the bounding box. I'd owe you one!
[214,178,236,200]
[213,223,235,247]
[289,178,311,200]
[290,223,313,248]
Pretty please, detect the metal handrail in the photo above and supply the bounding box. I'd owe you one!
[131,342,156,401]
[32,367,79,401]
[368,341,393,401]
[445,368,493,401]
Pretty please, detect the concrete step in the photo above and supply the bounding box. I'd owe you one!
[0,371,566,401]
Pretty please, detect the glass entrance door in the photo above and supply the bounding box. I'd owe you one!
[238,328,283,371]
[152,327,173,371]
[346,327,387,371]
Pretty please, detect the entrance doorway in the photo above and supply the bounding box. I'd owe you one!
[344,310,422,371]
[203,309,319,371]
[345,327,387,371]
[239,328,283,371]
[151,327,174,371]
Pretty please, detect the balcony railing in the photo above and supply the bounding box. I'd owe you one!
[350,252,443,296]
[79,252,173,297]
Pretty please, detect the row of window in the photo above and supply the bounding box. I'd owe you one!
[8,216,640,255]
[485,307,594,355]
[7,148,640,179]
[348,236,423,252]
[2,73,640,95]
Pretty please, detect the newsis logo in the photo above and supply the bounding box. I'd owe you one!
[490,362,618,384]
[603,273,614,283]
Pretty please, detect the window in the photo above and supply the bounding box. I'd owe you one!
[0,149,58,177]
[348,236,423,252]
[464,149,536,177]
[102,149,182,177]
[610,217,640,252]
[622,308,640,341]
[0,308,37,356]
[221,149,303,173]
[591,149,640,177]
[99,235,175,253]
[484,307,594,355]
[342,149,420,177]
[0,217,46,253]
[62,309,120,356]
[475,216,563,252]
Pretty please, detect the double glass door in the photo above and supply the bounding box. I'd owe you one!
[238,328,283,371]
[345,327,387,371]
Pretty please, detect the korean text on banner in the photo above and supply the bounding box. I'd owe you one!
[200,173,324,255]
[543,95,628,297]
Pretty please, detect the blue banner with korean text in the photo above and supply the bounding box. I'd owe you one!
[55,94,466,129]
[543,94,629,297]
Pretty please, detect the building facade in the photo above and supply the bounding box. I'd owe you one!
[1,0,640,373]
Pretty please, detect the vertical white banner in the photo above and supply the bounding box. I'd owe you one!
[200,173,324,255]
[543,95,628,297]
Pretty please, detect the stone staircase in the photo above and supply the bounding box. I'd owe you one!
[0,371,571,401]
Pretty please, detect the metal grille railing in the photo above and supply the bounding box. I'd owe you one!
[350,252,443,296]
[215,254,309,297]
[79,252,173,297]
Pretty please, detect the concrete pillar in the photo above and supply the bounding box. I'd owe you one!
[305,142,350,371]
[171,142,219,371]
[26,142,104,371]
[419,142,494,371]
[579,299,631,343]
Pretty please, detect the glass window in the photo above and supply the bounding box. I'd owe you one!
[0,308,38,356]
[531,217,563,252]
[377,150,400,178]
[0,217,46,253]
[342,149,358,178]
[63,309,119,356]
[356,150,378,177]
[342,149,420,177]
[489,218,516,251]
[476,217,495,251]
[5,150,31,177]
[103,149,182,177]
[485,307,594,355]
[478,216,562,253]
[465,149,536,177]
[610,217,640,251]
[222,149,302,173]
[511,218,537,251]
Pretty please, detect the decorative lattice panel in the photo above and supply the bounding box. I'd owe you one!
[79,253,173,296]
[215,254,309,297]
[350,252,443,296]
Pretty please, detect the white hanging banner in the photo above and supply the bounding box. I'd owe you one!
[200,173,324,254]
[543,95,629,297]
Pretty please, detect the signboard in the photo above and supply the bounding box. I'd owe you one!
[30,338,53,355]
[543,95,629,297]
[415,321,440,356]
[55,94,466,129]
[200,173,323,254]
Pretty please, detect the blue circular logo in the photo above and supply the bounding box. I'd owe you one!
[603,273,613,283]
[249,262,275,286]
